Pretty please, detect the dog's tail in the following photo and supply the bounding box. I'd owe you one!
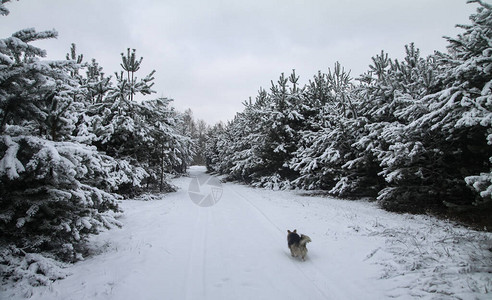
[300,234,311,246]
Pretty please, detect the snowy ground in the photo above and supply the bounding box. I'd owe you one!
[2,166,491,299]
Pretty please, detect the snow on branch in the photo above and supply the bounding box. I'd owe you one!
[0,0,14,16]
[0,135,25,179]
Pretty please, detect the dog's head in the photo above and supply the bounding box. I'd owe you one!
[287,229,301,246]
[287,229,297,235]
[287,229,299,240]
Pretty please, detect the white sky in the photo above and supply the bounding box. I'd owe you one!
[0,0,478,124]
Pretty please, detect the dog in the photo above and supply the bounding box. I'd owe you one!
[287,229,311,261]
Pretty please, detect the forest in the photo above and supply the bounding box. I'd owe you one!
[205,0,492,225]
[1,0,491,291]
[0,0,198,284]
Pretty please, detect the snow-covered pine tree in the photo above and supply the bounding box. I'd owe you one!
[249,71,305,188]
[1,1,199,288]
[0,136,124,261]
[204,122,226,173]
[0,13,130,282]
[202,1,491,227]
[71,56,113,145]
[391,0,492,217]
[116,48,155,102]
[211,120,237,175]
[352,44,442,212]
[0,28,65,135]
[193,119,209,165]
[289,63,369,195]
[135,98,193,191]
[85,49,193,195]
[66,43,84,81]
[457,1,492,212]
[83,58,112,104]
[177,109,209,166]
[227,91,269,183]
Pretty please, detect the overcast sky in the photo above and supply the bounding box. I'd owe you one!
[0,0,478,124]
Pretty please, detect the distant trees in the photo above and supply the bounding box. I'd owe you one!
[180,108,210,165]
[205,1,492,223]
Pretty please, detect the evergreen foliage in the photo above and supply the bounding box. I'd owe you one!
[205,1,492,223]
[0,0,194,284]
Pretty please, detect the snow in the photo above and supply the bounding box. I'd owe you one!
[0,135,25,180]
[2,166,490,299]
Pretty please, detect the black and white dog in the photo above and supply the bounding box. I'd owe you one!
[287,229,311,261]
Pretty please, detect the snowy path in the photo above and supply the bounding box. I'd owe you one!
[9,166,491,299]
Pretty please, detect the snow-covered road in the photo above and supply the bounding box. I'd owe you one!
[10,166,491,299]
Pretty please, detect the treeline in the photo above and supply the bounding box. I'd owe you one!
[0,1,193,283]
[205,1,492,225]
[181,108,209,166]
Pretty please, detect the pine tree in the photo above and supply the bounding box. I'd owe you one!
[205,122,226,172]
[389,0,492,214]
[355,44,442,212]
[289,63,367,194]
[84,58,112,104]
[203,0,491,224]
[0,13,126,267]
[177,109,209,165]
[228,92,269,182]
[136,97,193,189]
[115,48,155,102]
[0,28,61,135]
[0,135,123,262]
[0,1,197,287]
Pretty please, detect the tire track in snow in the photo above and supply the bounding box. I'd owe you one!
[12,167,387,299]
[225,182,375,299]
[224,183,331,300]
[231,185,383,299]
[184,208,208,300]
[232,186,284,234]
[207,205,238,300]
